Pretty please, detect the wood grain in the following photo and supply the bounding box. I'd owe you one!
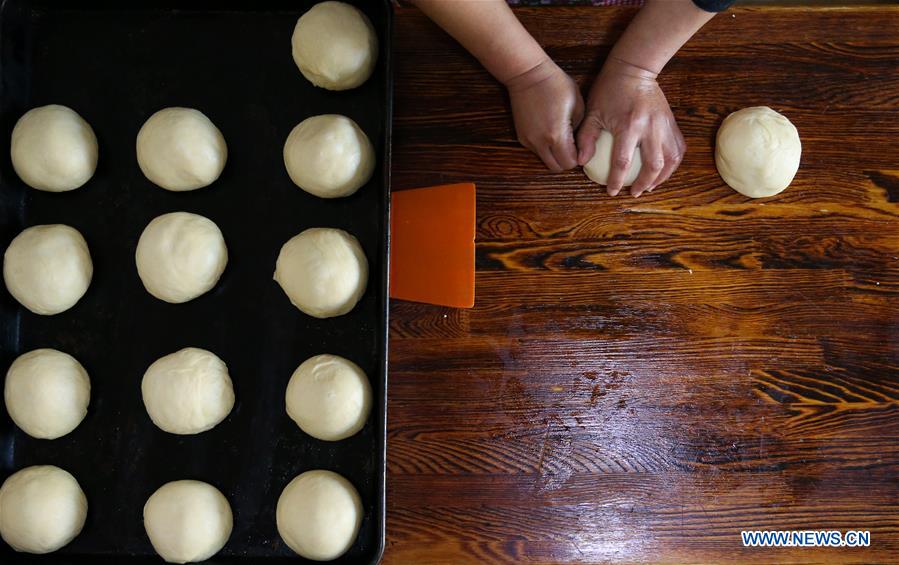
[387,5,899,564]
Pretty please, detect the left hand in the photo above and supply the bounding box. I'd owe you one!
[506,58,585,172]
[576,58,686,197]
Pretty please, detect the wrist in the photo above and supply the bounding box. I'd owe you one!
[600,56,659,82]
[502,56,559,93]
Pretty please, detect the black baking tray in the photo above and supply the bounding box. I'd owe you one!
[0,0,390,563]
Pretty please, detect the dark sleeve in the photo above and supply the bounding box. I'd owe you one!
[692,0,736,12]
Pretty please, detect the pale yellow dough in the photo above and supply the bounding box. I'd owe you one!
[0,465,87,554]
[3,224,92,315]
[4,349,90,439]
[276,470,362,560]
[11,105,97,192]
[291,1,378,91]
[715,106,801,198]
[143,480,233,564]
[274,228,368,319]
[286,354,372,441]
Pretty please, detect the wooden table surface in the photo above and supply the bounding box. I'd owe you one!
[385,5,899,564]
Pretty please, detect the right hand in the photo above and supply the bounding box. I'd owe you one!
[505,59,585,172]
[576,58,686,197]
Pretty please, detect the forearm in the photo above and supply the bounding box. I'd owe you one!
[409,0,548,85]
[607,0,716,76]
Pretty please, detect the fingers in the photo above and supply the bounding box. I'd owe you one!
[535,144,564,172]
[651,141,685,194]
[605,130,639,197]
[652,125,686,191]
[551,127,579,170]
[632,121,686,197]
[553,89,586,171]
[630,136,664,198]
[575,113,602,166]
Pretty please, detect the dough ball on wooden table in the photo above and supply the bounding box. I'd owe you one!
[583,129,642,187]
[136,108,227,191]
[4,349,90,439]
[0,465,87,554]
[286,354,371,441]
[276,470,362,561]
[291,1,378,91]
[274,228,368,319]
[283,114,374,198]
[715,106,801,198]
[11,105,98,192]
[143,480,232,564]
[135,212,228,303]
[3,224,93,315]
[141,348,234,435]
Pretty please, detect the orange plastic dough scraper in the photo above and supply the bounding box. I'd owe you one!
[389,182,476,308]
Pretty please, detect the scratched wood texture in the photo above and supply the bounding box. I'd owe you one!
[385,5,899,564]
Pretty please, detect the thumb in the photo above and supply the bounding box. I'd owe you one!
[576,112,603,166]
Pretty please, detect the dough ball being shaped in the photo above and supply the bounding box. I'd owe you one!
[141,348,235,435]
[143,480,233,564]
[291,1,378,91]
[136,212,228,303]
[715,106,801,198]
[286,354,372,441]
[11,105,98,192]
[3,224,93,315]
[283,115,375,198]
[4,349,90,439]
[276,470,362,560]
[0,465,87,554]
[583,129,642,187]
[136,108,227,191]
[274,228,368,319]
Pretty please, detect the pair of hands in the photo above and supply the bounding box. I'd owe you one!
[506,57,686,197]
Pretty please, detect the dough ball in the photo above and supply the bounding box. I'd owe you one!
[136,108,227,191]
[286,354,371,441]
[283,115,375,198]
[583,129,642,187]
[135,212,228,303]
[3,224,93,315]
[291,1,378,91]
[715,106,801,198]
[4,349,90,439]
[141,348,235,435]
[10,105,98,192]
[0,465,87,554]
[143,480,232,564]
[276,470,362,560]
[274,228,368,319]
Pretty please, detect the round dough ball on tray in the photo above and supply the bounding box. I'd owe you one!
[0,465,88,554]
[276,470,362,561]
[141,347,235,435]
[3,224,93,315]
[143,480,233,564]
[4,348,91,439]
[283,114,375,198]
[11,104,98,192]
[135,212,228,304]
[291,1,378,91]
[715,106,801,198]
[286,354,372,441]
[136,107,227,191]
[273,227,368,319]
